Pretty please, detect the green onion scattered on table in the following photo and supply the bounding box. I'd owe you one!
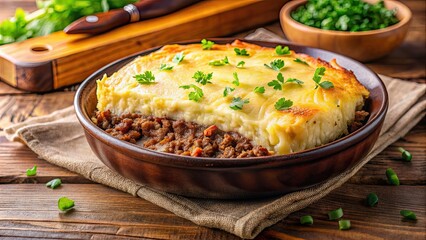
[338,219,351,230]
[58,197,75,211]
[328,208,343,220]
[291,0,399,32]
[400,210,417,220]
[26,165,37,176]
[366,192,379,207]
[386,168,400,186]
[46,178,62,189]
[398,147,412,162]
[300,215,314,225]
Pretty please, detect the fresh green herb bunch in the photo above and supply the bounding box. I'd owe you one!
[0,0,138,45]
[291,0,399,32]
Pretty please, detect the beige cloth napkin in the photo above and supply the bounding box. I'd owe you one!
[5,29,426,239]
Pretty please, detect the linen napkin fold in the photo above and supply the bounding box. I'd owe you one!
[5,29,426,239]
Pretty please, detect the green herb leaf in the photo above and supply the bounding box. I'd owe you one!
[300,215,314,225]
[134,71,155,84]
[254,86,265,94]
[159,63,173,70]
[267,73,284,90]
[294,58,309,65]
[180,84,204,102]
[386,168,400,186]
[232,72,240,86]
[366,192,378,207]
[286,78,304,85]
[192,71,213,85]
[230,97,249,110]
[234,48,250,56]
[264,59,285,71]
[274,97,293,110]
[26,165,37,176]
[338,220,351,230]
[275,45,290,55]
[46,178,62,189]
[400,210,417,220]
[201,39,215,50]
[236,61,245,68]
[209,56,229,66]
[223,86,235,97]
[313,67,326,83]
[398,147,412,162]
[328,208,343,220]
[58,197,75,211]
[319,81,334,89]
[173,52,185,64]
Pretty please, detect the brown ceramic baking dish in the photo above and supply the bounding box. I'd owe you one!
[74,39,388,199]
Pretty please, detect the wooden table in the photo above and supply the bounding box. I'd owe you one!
[1,1,425,239]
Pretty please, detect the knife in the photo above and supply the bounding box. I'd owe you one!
[64,0,202,35]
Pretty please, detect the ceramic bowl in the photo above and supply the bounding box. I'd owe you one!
[75,39,388,199]
[280,0,412,62]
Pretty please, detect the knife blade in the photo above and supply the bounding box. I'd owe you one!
[64,0,202,35]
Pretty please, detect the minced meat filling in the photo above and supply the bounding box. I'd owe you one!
[92,110,271,158]
[93,110,369,158]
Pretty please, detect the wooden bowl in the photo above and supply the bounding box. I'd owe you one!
[280,0,412,62]
[74,39,388,199]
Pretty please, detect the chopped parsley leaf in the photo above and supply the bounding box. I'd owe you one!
[267,73,284,90]
[232,72,240,86]
[173,52,185,64]
[275,45,290,55]
[134,71,155,84]
[58,197,75,211]
[209,56,229,66]
[275,97,293,110]
[192,71,213,85]
[236,61,245,68]
[294,58,309,65]
[254,86,265,94]
[26,165,37,176]
[180,84,204,102]
[264,59,285,71]
[201,39,215,50]
[230,97,249,110]
[313,67,334,89]
[286,78,304,85]
[223,86,235,97]
[46,178,62,189]
[159,63,173,70]
[234,48,250,56]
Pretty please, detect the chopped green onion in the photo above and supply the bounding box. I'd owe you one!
[386,168,400,186]
[328,208,343,220]
[366,192,378,207]
[400,210,417,220]
[300,215,313,225]
[46,178,62,189]
[26,165,37,176]
[338,219,351,230]
[58,197,75,211]
[398,147,412,162]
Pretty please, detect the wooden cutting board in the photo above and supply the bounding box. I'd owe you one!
[0,0,287,92]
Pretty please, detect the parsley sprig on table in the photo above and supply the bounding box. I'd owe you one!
[134,71,155,84]
[230,97,249,110]
[179,84,204,102]
[264,59,285,71]
[58,197,75,211]
[192,71,213,85]
[26,165,37,176]
[201,39,215,50]
[313,67,334,89]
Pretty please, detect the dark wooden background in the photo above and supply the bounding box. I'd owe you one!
[0,0,425,239]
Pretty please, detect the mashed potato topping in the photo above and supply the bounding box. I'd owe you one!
[96,40,369,155]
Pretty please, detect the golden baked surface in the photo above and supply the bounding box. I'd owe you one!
[96,40,369,155]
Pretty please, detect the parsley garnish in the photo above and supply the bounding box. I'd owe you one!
[236,61,245,68]
[58,197,75,211]
[286,78,304,85]
[267,72,285,90]
[264,59,285,71]
[134,71,155,84]
[230,97,249,110]
[201,39,215,50]
[274,97,293,110]
[26,165,37,176]
[294,58,309,65]
[180,84,204,102]
[275,45,290,55]
[173,52,185,64]
[254,86,265,94]
[159,63,173,70]
[192,71,213,85]
[313,67,334,89]
[234,48,250,56]
[232,72,240,86]
[209,56,229,66]
[46,178,62,189]
[223,86,235,97]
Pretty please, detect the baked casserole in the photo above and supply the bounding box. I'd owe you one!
[93,40,369,157]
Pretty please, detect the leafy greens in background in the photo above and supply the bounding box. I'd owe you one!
[0,0,137,45]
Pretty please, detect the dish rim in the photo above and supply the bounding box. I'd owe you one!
[74,38,388,168]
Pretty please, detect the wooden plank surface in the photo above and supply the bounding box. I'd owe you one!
[1,0,425,239]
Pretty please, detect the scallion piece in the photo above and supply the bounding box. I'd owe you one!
[400,210,417,220]
[338,219,351,230]
[300,215,313,225]
[398,147,412,162]
[366,192,378,207]
[58,197,75,211]
[26,165,37,176]
[328,208,343,220]
[386,168,400,186]
[46,178,62,189]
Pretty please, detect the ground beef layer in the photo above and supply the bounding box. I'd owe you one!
[92,110,271,158]
[92,110,369,158]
